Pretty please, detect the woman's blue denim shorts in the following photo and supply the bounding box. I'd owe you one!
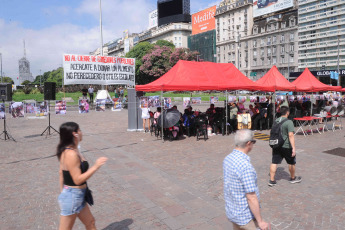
[58,185,86,216]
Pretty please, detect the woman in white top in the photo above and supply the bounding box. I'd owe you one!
[141,107,150,132]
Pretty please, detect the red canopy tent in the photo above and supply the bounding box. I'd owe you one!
[256,65,296,91]
[135,60,273,92]
[292,68,341,92]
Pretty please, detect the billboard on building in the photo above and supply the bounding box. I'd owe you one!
[149,9,158,29]
[253,0,293,18]
[192,6,216,35]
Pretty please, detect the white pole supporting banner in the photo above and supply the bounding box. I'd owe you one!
[63,54,135,86]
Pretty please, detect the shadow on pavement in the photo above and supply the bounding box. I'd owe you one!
[102,218,133,230]
[275,167,291,181]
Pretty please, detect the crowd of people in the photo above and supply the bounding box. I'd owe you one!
[142,93,344,138]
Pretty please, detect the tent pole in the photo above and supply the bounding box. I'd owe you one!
[161,90,164,142]
[225,90,228,135]
[273,92,276,122]
[311,92,313,116]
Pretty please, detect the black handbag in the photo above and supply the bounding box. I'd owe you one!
[85,184,94,206]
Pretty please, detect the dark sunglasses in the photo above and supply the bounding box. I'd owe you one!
[249,140,256,144]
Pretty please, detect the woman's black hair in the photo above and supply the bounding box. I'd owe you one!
[56,122,79,160]
[157,107,161,112]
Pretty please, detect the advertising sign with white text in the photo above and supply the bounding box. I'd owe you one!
[192,6,216,35]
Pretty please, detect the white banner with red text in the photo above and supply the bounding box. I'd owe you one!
[63,54,135,85]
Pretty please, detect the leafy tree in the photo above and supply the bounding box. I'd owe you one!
[155,40,175,49]
[22,80,31,85]
[140,46,199,84]
[1,76,14,84]
[125,42,154,84]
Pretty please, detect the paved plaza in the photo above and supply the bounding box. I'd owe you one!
[1,105,345,230]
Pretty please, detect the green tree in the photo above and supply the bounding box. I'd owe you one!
[1,76,14,84]
[140,46,199,84]
[155,40,175,49]
[22,80,31,85]
[125,42,154,84]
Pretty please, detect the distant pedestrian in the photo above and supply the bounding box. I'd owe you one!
[269,106,302,186]
[81,87,88,99]
[88,85,94,103]
[57,122,107,230]
[141,107,150,133]
[223,129,270,230]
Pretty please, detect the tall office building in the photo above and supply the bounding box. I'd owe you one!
[18,40,34,84]
[298,0,345,73]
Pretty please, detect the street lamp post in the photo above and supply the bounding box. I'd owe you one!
[337,35,340,86]
[0,53,2,83]
[40,69,42,87]
[285,51,290,82]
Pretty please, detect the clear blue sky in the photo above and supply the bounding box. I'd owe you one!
[0,0,219,81]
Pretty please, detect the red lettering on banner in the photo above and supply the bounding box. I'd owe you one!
[71,55,76,61]
[91,56,96,62]
[77,55,82,61]
[64,55,70,61]
[84,56,90,62]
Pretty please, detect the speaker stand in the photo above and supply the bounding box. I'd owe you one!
[41,101,59,137]
[0,100,16,142]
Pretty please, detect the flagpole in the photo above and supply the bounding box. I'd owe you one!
[99,0,104,90]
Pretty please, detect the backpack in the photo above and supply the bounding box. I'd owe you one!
[269,118,289,149]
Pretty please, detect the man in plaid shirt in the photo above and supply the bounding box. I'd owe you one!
[223,130,269,230]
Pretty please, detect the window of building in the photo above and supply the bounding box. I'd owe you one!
[290,17,296,27]
[290,33,294,41]
[253,50,257,57]
[273,57,276,64]
[268,48,271,55]
[261,48,264,56]
[261,38,265,46]
[232,44,235,50]
[253,59,257,66]
[290,55,294,63]
[245,61,248,68]
[267,37,271,45]
[253,26,258,34]
[268,57,271,65]
[179,37,181,41]
[253,40,257,47]
[281,35,285,42]
[179,43,181,47]
[175,37,177,41]
[281,45,285,53]
[290,45,294,52]
[281,22,286,29]
[179,25,181,29]
[273,46,276,53]
[273,35,277,44]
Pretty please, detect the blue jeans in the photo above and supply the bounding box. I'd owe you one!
[58,185,86,216]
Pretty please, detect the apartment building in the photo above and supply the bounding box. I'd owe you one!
[215,0,254,77]
[138,22,192,48]
[298,0,345,72]
[250,10,299,81]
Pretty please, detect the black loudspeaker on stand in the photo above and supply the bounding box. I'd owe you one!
[0,99,16,142]
[41,82,59,137]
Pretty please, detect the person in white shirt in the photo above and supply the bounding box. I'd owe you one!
[141,107,150,132]
[88,85,94,103]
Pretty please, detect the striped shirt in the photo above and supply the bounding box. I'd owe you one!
[223,149,260,226]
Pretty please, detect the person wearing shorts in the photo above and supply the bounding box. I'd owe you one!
[57,122,108,230]
[269,106,302,186]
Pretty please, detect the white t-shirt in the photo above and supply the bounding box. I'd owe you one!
[88,88,94,94]
[141,108,150,119]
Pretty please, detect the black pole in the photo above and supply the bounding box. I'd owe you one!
[0,99,16,142]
